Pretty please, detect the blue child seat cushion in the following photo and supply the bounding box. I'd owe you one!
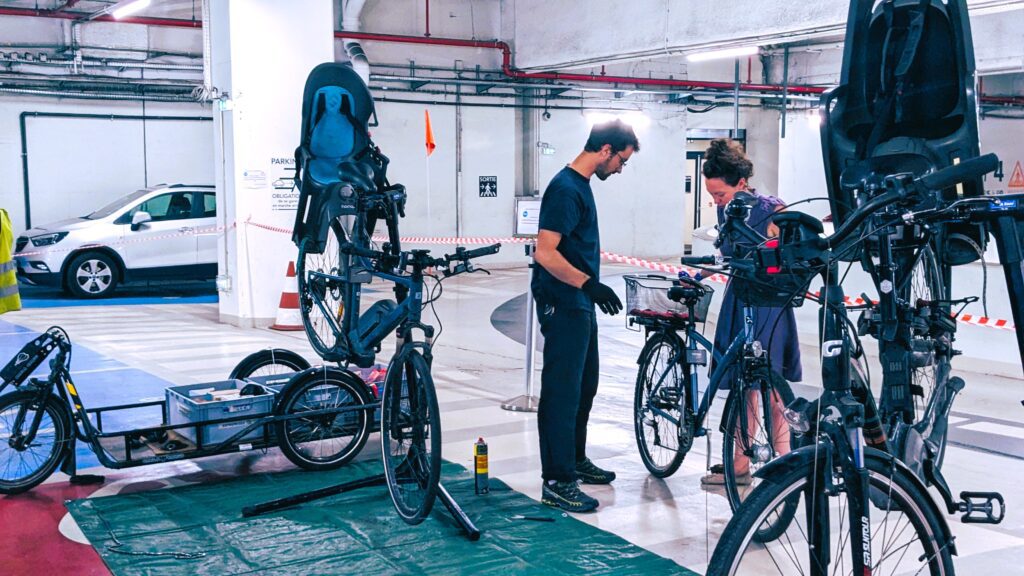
[308,86,357,185]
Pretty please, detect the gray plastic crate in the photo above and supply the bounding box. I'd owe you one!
[250,371,381,427]
[166,379,276,446]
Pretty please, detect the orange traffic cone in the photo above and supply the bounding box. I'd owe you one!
[270,261,303,331]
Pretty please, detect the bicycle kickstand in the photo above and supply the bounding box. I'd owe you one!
[61,439,104,486]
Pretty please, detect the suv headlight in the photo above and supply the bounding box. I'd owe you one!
[30,232,69,247]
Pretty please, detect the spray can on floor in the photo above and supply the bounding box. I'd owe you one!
[474,437,489,494]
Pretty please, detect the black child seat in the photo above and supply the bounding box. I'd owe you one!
[821,0,986,265]
[292,62,392,254]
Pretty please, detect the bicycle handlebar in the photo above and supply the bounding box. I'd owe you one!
[917,153,999,192]
[446,243,501,262]
[828,153,1001,248]
[681,255,721,266]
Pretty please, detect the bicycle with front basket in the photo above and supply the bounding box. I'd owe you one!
[627,271,802,541]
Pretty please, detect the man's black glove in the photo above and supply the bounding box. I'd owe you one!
[582,278,623,315]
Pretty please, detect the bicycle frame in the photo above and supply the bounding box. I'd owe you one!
[644,303,769,445]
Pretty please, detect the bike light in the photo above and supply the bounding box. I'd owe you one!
[766,266,781,274]
[783,408,811,434]
[765,239,779,248]
[30,232,68,247]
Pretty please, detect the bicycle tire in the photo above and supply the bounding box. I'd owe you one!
[707,448,955,576]
[633,331,689,478]
[381,349,441,525]
[275,367,372,471]
[0,390,73,495]
[297,222,348,362]
[228,348,311,380]
[906,244,951,468]
[721,372,798,542]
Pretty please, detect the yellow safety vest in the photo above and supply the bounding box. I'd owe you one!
[0,209,22,313]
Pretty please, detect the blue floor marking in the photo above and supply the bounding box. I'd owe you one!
[21,295,218,308]
[0,319,179,470]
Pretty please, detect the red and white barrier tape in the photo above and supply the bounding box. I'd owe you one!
[15,223,236,258]
[21,218,1012,330]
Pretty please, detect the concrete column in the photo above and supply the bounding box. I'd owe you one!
[209,0,335,327]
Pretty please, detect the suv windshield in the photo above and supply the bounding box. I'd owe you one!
[86,189,150,220]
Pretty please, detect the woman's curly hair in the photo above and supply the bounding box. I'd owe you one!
[702,138,753,186]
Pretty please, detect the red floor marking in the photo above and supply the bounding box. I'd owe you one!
[0,482,109,575]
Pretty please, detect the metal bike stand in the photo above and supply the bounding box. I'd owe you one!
[502,242,541,412]
[242,466,482,541]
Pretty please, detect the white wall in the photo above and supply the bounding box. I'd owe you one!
[0,96,213,235]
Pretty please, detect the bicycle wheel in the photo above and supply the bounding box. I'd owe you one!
[381,349,441,524]
[297,221,348,362]
[228,348,311,380]
[905,244,951,465]
[275,367,372,471]
[0,390,73,495]
[707,449,955,576]
[721,371,798,542]
[633,331,689,478]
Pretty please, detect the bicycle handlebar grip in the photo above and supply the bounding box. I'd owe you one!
[917,153,999,191]
[681,255,718,266]
[452,243,501,260]
[340,242,382,259]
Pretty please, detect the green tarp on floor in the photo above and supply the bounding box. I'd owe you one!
[66,460,696,575]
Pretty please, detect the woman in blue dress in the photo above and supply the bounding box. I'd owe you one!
[699,138,802,485]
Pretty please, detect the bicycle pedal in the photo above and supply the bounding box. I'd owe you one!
[957,491,1005,524]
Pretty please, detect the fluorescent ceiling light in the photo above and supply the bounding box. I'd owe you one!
[584,111,650,129]
[687,46,760,63]
[111,0,152,19]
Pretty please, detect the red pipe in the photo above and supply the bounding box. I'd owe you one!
[335,31,827,94]
[424,0,430,37]
[0,9,1017,103]
[0,7,200,27]
[981,95,1024,106]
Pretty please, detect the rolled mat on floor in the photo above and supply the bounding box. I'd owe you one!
[66,460,694,576]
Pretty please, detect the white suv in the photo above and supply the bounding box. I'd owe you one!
[14,184,218,298]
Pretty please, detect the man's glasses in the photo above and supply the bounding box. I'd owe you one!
[615,152,629,167]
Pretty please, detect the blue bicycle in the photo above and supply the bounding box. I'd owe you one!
[296,202,499,523]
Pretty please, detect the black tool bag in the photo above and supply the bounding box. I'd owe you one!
[821,0,987,265]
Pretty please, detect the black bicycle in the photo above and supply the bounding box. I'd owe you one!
[707,154,1014,575]
[0,329,375,495]
[627,273,800,540]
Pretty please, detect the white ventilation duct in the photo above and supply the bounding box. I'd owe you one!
[341,0,370,84]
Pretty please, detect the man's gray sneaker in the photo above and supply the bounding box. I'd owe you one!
[542,480,599,513]
[575,458,616,484]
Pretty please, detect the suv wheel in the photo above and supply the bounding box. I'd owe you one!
[65,252,119,298]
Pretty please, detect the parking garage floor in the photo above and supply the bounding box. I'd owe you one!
[2,265,1023,574]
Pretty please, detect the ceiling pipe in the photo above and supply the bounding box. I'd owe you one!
[53,1,82,13]
[335,31,827,95]
[0,7,200,28]
[0,9,1017,105]
[341,0,370,85]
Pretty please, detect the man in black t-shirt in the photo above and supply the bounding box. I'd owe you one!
[531,119,639,513]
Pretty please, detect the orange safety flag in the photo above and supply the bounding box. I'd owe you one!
[425,109,436,156]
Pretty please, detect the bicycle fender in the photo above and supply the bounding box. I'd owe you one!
[752,442,826,481]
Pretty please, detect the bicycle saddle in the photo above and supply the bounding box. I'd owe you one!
[338,160,376,192]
